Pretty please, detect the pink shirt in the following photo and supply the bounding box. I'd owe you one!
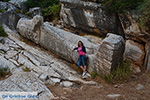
[78,47,86,56]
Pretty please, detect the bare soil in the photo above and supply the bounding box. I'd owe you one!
[49,72,150,100]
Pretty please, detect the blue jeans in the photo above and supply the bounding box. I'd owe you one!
[77,55,87,67]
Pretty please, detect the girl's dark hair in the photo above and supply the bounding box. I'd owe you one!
[78,41,84,47]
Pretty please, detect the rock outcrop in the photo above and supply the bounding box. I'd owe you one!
[124,40,145,67]
[0,72,54,100]
[2,25,98,85]
[59,1,150,72]
[119,12,150,43]
[9,0,27,9]
[60,0,122,35]
[17,15,125,75]
[144,41,150,71]
[0,11,22,30]
[0,1,17,11]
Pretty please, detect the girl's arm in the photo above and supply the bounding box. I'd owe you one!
[73,47,78,51]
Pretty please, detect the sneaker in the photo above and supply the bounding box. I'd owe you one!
[82,71,87,77]
[82,75,87,79]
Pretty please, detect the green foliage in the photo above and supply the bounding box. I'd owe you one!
[91,71,99,78]
[138,0,150,32]
[0,67,10,78]
[103,0,150,33]
[42,4,61,20]
[0,9,6,13]
[3,0,10,2]
[22,67,31,72]
[24,0,60,21]
[104,60,132,83]
[103,0,143,13]
[0,26,8,37]
[15,9,22,13]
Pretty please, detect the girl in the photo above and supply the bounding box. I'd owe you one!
[73,41,87,77]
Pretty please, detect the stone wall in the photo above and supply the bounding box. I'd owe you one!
[60,0,121,35]
[17,15,125,75]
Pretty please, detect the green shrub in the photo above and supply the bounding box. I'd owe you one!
[22,67,31,72]
[103,0,144,13]
[0,26,8,37]
[91,71,99,79]
[2,0,10,2]
[0,9,6,13]
[42,4,61,20]
[138,0,150,32]
[24,0,60,21]
[104,60,132,83]
[0,67,10,78]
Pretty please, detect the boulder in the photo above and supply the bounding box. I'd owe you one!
[39,73,49,81]
[60,0,122,35]
[60,81,74,87]
[0,72,54,100]
[95,33,125,74]
[144,41,150,71]
[50,78,61,84]
[17,15,43,44]
[107,94,121,99]
[124,40,145,67]
[136,84,144,90]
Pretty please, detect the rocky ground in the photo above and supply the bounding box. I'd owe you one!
[0,25,97,99]
[0,26,150,100]
[49,72,150,100]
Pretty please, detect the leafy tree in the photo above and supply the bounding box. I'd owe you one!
[24,0,60,21]
[0,26,8,37]
[103,0,143,13]
[138,0,150,32]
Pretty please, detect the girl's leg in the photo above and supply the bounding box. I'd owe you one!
[82,56,87,72]
[83,66,87,72]
[80,66,85,72]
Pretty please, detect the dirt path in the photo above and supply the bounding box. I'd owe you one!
[48,72,150,100]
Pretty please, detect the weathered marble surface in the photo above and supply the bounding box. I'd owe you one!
[124,40,145,67]
[60,0,120,35]
[1,25,97,85]
[144,41,150,71]
[9,0,27,9]
[95,33,125,74]
[0,1,17,11]
[0,72,54,100]
[17,15,125,75]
